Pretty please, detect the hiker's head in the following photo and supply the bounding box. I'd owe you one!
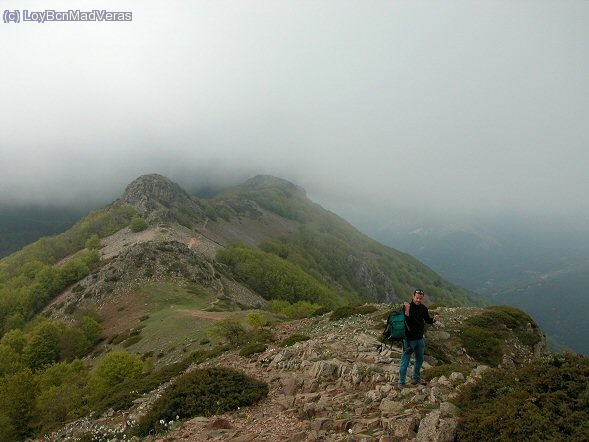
[412,289,425,304]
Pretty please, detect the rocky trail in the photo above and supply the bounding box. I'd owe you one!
[138,308,488,442]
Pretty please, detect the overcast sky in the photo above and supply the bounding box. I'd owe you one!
[1,1,588,229]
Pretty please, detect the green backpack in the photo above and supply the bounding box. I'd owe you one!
[382,306,407,342]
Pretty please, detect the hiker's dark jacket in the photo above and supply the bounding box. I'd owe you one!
[405,302,435,340]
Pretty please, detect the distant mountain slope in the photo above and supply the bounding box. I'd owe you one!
[200,175,481,306]
[0,205,85,258]
[489,259,589,354]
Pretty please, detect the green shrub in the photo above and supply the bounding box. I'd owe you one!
[130,215,148,232]
[428,303,446,310]
[423,339,452,364]
[329,304,377,321]
[454,353,589,441]
[173,206,200,228]
[89,379,145,414]
[239,343,267,357]
[459,325,505,366]
[246,312,269,329]
[312,306,331,316]
[87,351,144,405]
[280,334,310,347]
[183,345,230,366]
[208,318,250,347]
[269,300,323,319]
[109,332,130,345]
[458,306,540,367]
[423,363,475,381]
[121,335,142,348]
[85,235,101,250]
[134,367,268,436]
[91,363,187,414]
[250,328,275,345]
[64,303,77,315]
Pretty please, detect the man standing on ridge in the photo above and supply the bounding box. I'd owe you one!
[398,289,440,387]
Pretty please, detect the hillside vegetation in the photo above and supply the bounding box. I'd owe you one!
[455,352,589,441]
[217,244,350,308]
[210,175,482,307]
[0,300,564,442]
[0,205,137,334]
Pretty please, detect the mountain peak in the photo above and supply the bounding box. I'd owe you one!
[117,174,197,220]
[242,175,306,197]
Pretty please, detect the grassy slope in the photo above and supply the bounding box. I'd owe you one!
[101,281,278,366]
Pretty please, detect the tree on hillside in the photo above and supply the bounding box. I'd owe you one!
[35,360,89,433]
[0,368,38,440]
[87,351,144,403]
[85,234,101,250]
[0,344,22,377]
[23,320,62,371]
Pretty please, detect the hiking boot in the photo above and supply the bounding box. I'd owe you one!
[411,378,427,385]
[398,383,407,389]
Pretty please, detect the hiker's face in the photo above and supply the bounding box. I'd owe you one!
[413,294,424,305]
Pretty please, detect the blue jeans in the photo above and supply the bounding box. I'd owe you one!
[399,338,425,384]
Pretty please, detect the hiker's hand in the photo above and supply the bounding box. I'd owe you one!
[434,314,440,322]
[403,302,410,315]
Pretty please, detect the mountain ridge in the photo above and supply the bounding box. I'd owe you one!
[106,174,482,306]
[39,173,483,341]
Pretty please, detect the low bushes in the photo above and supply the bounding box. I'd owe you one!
[329,304,377,321]
[269,300,324,319]
[130,215,148,232]
[459,305,540,366]
[134,367,268,436]
[423,362,475,381]
[454,353,589,441]
[280,334,310,347]
[91,346,230,415]
[239,343,267,357]
[208,318,275,349]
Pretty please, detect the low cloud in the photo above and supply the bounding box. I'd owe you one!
[1,1,588,228]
